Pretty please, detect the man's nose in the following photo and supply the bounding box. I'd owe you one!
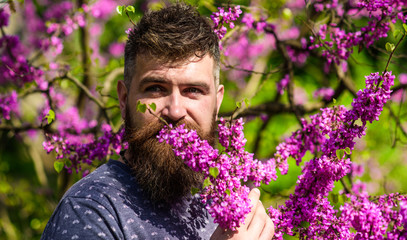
[161,91,186,123]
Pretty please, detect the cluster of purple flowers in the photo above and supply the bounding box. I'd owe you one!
[157,118,276,230]
[313,0,341,13]
[346,71,394,125]
[42,107,125,174]
[309,0,407,65]
[313,87,335,101]
[211,6,242,40]
[241,13,270,33]
[270,155,354,239]
[340,193,407,239]
[267,71,397,238]
[43,123,125,174]
[1,8,44,87]
[45,7,86,56]
[276,74,290,95]
[0,91,19,123]
[286,45,309,66]
[0,8,9,27]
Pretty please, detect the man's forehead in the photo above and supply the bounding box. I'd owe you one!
[133,54,216,85]
[135,53,214,69]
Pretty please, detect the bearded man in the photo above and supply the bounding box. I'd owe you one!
[42,3,274,240]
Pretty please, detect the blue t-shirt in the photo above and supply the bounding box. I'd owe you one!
[41,160,217,239]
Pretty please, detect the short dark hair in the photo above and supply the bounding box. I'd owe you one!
[124,3,220,89]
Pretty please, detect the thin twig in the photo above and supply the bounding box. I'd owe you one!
[384,33,406,73]
[340,178,352,194]
[264,26,304,127]
[64,74,113,126]
[126,11,137,26]
[147,108,169,126]
[0,124,43,132]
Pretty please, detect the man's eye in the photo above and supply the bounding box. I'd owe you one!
[145,85,165,92]
[184,88,203,94]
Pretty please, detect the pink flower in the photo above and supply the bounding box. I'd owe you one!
[108,42,125,57]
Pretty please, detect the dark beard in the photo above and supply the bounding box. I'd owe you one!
[124,107,216,204]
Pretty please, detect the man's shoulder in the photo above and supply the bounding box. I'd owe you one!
[43,160,218,240]
[62,159,136,200]
[41,160,144,240]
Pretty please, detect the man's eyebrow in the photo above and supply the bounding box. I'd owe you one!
[185,81,210,92]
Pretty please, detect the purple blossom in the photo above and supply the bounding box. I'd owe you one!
[157,119,276,230]
[286,45,309,66]
[345,71,394,124]
[108,42,125,57]
[43,125,126,174]
[224,34,270,88]
[340,193,407,239]
[43,1,73,20]
[211,6,242,40]
[0,91,19,123]
[400,73,407,84]
[0,34,44,87]
[277,74,290,95]
[0,8,9,27]
[268,72,397,237]
[89,0,119,19]
[43,106,125,173]
[314,87,335,101]
[125,28,132,35]
[309,0,407,65]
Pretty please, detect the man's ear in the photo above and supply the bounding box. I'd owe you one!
[117,80,128,120]
[216,84,224,118]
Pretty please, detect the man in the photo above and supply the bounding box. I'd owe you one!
[42,3,274,239]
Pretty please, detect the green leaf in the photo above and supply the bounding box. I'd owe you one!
[209,167,219,178]
[403,24,407,33]
[54,161,64,173]
[95,85,104,92]
[136,101,147,113]
[394,29,401,39]
[385,42,395,52]
[149,103,156,112]
[116,5,124,15]
[236,101,242,108]
[225,189,231,196]
[244,98,250,107]
[341,194,349,202]
[65,159,72,167]
[203,177,212,188]
[46,109,55,124]
[344,147,351,155]
[336,149,344,160]
[191,187,199,195]
[282,8,292,20]
[330,193,339,204]
[332,98,337,104]
[299,221,310,228]
[126,5,135,13]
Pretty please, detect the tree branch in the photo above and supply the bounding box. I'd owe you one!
[76,0,94,114]
[264,26,304,127]
[64,74,113,126]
